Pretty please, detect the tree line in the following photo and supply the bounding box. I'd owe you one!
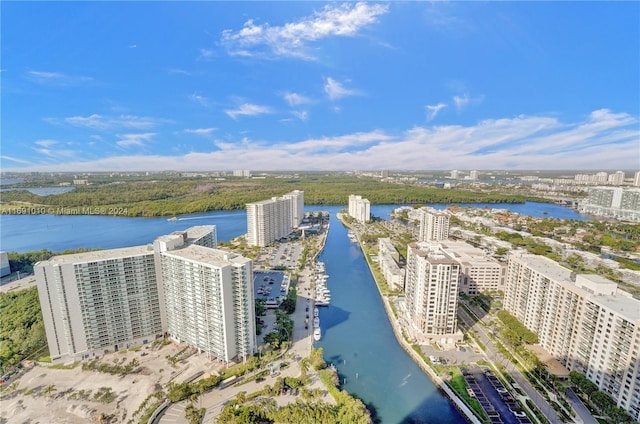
[0,175,540,217]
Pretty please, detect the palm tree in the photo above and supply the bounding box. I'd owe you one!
[43,384,56,398]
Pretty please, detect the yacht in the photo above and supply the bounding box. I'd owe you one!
[313,327,321,341]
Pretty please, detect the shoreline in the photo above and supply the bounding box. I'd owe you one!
[335,212,483,424]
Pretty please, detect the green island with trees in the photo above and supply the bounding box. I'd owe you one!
[0,174,544,217]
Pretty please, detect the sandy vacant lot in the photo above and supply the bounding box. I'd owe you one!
[0,342,223,424]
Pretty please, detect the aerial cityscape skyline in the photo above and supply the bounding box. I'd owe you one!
[2,1,639,172]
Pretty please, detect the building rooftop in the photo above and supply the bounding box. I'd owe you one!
[596,293,640,322]
[511,253,573,283]
[42,245,154,266]
[513,254,639,321]
[163,245,250,267]
[155,225,215,245]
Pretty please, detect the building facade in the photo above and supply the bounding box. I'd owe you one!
[437,240,506,295]
[36,225,257,364]
[418,207,451,242]
[580,187,640,222]
[246,191,304,247]
[159,245,256,363]
[35,246,163,362]
[504,254,640,419]
[377,238,405,290]
[348,194,371,223]
[405,242,461,343]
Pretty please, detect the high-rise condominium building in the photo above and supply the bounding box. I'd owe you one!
[505,254,640,419]
[469,170,478,180]
[437,240,506,295]
[348,194,371,223]
[246,191,304,247]
[608,171,626,186]
[158,245,255,362]
[36,226,256,364]
[36,246,162,362]
[418,207,450,242]
[405,242,460,342]
[580,187,640,221]
[634,171,640,187]
[283,190,304,228]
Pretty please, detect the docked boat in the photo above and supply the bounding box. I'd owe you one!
[313,316,320,327]
[314,307,319,317]
[313,327,321,341]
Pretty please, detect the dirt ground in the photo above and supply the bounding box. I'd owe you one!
[0,342,224,424]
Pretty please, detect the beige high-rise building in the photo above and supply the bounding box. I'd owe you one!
[405,242,461,343]
[246,191,304,247]
[158,245,255,363]
[437,240,506,295]
[348,194,371,223]
[505,254,640,420]
[417,207,450,242]
[36,246,163,362]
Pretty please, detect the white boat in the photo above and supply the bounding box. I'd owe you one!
[313,327,321,341]
[314,307,319,317]
[313,316,320,327]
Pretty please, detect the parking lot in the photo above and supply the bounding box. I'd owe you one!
[463,366,531,424]
[268,242,303,269]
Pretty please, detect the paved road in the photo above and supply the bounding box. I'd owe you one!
[567,389,599,424]
[457,303,564,424]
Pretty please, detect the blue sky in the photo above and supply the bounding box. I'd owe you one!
[1,1,639,172]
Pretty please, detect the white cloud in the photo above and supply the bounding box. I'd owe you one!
[324,77,357,101]
[220,2,388,60]
[1,155,32,165]
[425,103,447,121]
[51,114,170,130]
[35,139,59,148]
[283,92,312,106]
[6,110,638,172]
[453,94,470,110]
[185,128,217,135]
[189,94,209,107]
[198,48,216,61]
[453,93,484,111]
[116,133,156,148]
[292,111,309,122]
[26,70,94,86]
[225,103,273,120]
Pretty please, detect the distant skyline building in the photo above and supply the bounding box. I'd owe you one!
[246,191,305,247]
[405,242,461,344]
[233,170,251,178]
[469,170,478,180]
[634,171,640,187]
[348,194,371,223]
[35,225,257,364]
[450,170,460,179]
[504,254,640,420]
[609,170,626,185]
[417,207,451,242]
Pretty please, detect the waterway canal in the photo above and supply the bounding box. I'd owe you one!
[316,205,467,423]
